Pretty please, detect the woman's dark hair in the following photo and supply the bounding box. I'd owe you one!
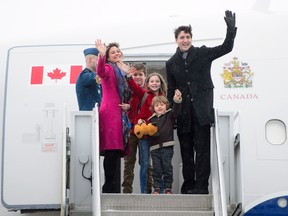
[105,42,120,63]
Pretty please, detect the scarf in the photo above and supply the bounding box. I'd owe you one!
[109,63,132,153]
[109,63,131,103]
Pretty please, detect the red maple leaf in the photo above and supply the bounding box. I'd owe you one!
[47,68,66,82]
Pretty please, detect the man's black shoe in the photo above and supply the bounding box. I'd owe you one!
[181,190,187,194]
[188,188,209,194]
[186,189,194,194]
[197,188,209,194]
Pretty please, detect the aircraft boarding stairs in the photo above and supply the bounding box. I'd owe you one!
[69,194,213,216]
[62,108,241,216]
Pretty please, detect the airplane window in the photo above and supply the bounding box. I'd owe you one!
[265,119,287,145]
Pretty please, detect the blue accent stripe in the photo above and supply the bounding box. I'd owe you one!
[244,196,288,216]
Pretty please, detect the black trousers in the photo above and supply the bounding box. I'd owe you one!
[177,107,211,193]
[102,150,121,193]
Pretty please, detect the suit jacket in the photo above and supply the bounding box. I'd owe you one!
[166,28,236,132]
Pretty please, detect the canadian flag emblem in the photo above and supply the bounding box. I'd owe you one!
[30,65,83,85]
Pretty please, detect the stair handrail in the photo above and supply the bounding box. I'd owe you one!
[211,108,228,216]
[92,104,101,216]
[60,104,67,216]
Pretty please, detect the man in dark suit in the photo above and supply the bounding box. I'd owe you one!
[166,11,237,194]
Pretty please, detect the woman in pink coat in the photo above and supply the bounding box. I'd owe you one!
[95,39,131,193]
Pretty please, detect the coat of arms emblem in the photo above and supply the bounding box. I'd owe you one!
[221,57,254,88]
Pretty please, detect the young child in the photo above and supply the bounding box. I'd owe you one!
[145,90,182,194]
[118,63,168,193]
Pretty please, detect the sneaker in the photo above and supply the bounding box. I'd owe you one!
[153,188,160,195]
[164,188,173,194]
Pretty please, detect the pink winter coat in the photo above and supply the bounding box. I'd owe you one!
[96,56,124,153]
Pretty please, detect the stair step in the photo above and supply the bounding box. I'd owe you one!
[102,210,214,216]
[102,194,212,211]
[70,210,214,216]
[69,194,214,216]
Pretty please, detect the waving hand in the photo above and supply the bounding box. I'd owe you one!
[224,10,236,30]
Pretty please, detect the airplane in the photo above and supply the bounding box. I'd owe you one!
[1,0,288,215]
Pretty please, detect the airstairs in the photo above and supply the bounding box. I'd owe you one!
[69,194,213,216]
[69,194,214,216]
[62,108,241,216]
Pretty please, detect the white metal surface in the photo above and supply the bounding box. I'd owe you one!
[92,105,101,216]
[211,110,227,216]
[2,46,82,208]
[211,9,288,213]
[69,112,93,212]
